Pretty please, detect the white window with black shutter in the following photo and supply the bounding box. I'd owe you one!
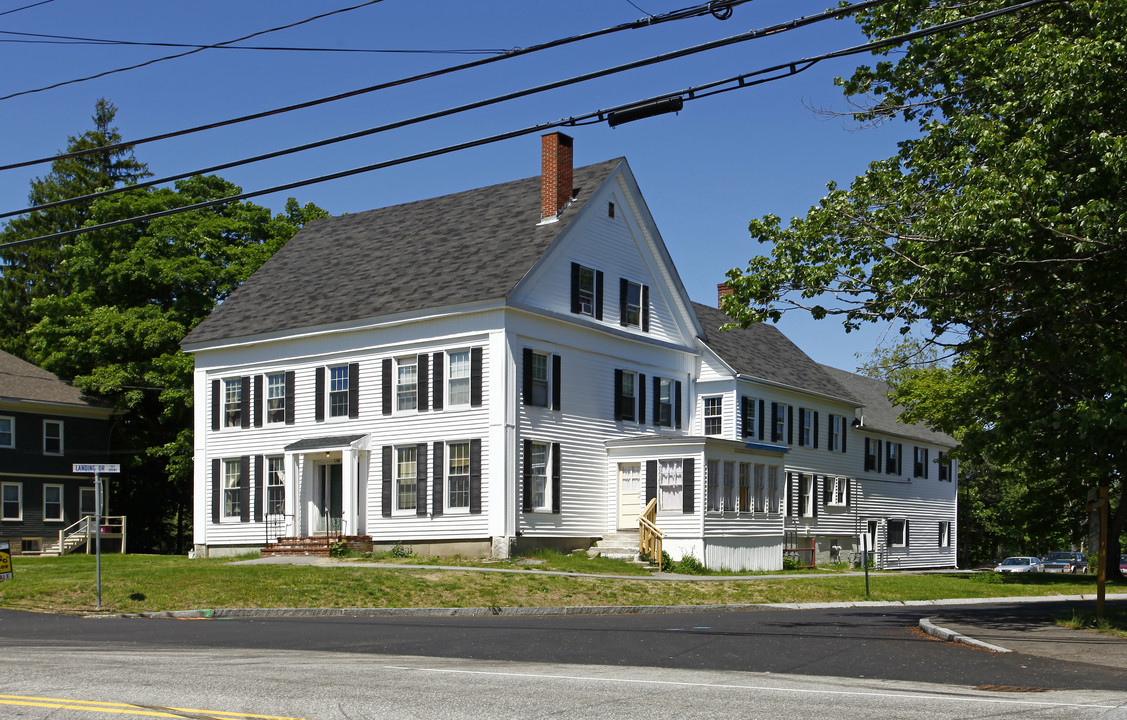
[317,363,359,421]
[523,349,561,411]
[645,458,694,514]
[619,278,649,331]
[522,439,561,513]
[652,377,681,429]
[213,456,249,523]
[886,442,903,476]
[571,262,603,319]
[740,396,760,440]
[825,476,850,507]
[864,437,883,472]
[887,518,909,548]
[614,369,644,423]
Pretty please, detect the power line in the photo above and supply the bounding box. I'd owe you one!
[0,0,893,221]
[0,0,391,102]
[0,0,55,17]
[0,0,1059,251]
[0,0,756,173]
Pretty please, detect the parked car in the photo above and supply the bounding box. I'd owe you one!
[994,556,1044,573]
[1120,555,1127,573]
[1041,551,1089,573]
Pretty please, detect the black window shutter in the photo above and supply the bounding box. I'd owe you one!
[551,354,562,411]
[239,455,250,522]
[641,285,650,332]
[522,439,533,512]
[381,446,393,517]
[786,472,794,517]
[876,440,883,473]
[211,379,220,431]
[253,455,264,522]
[240,376,251,428]
[823,474,830,505]
[682,458,695,514]
[315,367,326,422]
[740,396,750,438]
[253,375,263,428]
[812,476,819,517]
[381,358,392,416]
[652,376,661,426]
[417,354,429,412]
[469,438,482,514]
[432,442,444,516]
[758,399,765,440]
[813,412,820,449]
[432,352,444,410]
[619,278,629,327]
[905,520,910,548]
[771,403,780,442]
[787,405,794,444]
[348,362,360,419]
[798,407,807,445]
[551,442,561,514]
[284,371,296,424]
[845,477,852,507]
[614,369,624,421]
[638,373,646,425]
[211,458,221,523]
[674,380,683,429]
[570,262,582,314]
[645,460,657,503]
[840,417,847,453]
[924,448,929,479]
[470,347,483,407]
[798,474,806,517]
[864,438,872,471]
[897,443,904,475]
[522,348,533,405]
[595,270,604,320]
[416,442,428,516]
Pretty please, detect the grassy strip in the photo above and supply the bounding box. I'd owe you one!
[2,554,1122,615]
[1054,608,1127,639]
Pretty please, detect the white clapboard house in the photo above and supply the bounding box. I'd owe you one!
[182,133,957,570]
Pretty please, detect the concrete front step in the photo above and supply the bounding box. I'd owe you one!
[591,532,645,563]
[262,535,373,557]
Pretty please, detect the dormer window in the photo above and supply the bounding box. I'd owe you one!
[570,263,603,319]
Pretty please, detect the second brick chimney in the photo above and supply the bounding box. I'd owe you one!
[540,132,574,222]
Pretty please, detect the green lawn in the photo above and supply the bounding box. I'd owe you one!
[1,553,1121,615]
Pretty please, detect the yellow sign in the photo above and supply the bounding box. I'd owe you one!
[0,540,11,581]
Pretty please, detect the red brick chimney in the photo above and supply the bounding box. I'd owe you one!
[541,132,574,222]
[717,283,733,307]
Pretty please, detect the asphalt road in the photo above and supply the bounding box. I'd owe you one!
[1,604,1124,719]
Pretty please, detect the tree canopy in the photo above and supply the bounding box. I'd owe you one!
[722,1,1126,573]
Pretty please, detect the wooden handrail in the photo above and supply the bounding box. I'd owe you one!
[638,498,664,565]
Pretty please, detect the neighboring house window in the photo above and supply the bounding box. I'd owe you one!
[43,484,64,521]
[799,408,813,447]
[724,461,736,512]
[530,351,549,407]
[80,488,96,516]
[523,349,560,410]
[266,373,286,424]
[753,464,766,513]
[522,439,560,513]
[2,482,22,521]
[570,263,602,318]
[938,521,951,547]
[330,364,351,417]
[223,460,242,519]
[828,415,841,451]
[0,416,13,448]
[529,442,550,511]
[864,438,882,472]
[396,446,418,513]
[886,442,903,476]
[224,379,242,427]
[619,279,648,330]
[741,397,758,439]
[913,447,929,478]
[266,457,285,515]
[703,397,722,435]
[887,519,908,548]
[395,357,418,412]
[771,402,786,442]
[658,459,683,512]
[798,474,815,516]
[655,377,674,427]
[617,370,637,422]
[707,459,721,512]
[43,420,63,455]
[767,465,781,513]
[447,351,471,407]
[938,451,952,481]
[446,441,471,511]
[739,463,751,512]
[827,476,848,506]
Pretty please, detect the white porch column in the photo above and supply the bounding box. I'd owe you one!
[342,449,357,538]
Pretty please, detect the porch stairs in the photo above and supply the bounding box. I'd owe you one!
[590,530,648,565]
[261,535,373,557]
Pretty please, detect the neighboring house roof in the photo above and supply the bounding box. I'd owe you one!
[0,349,104,410]
[183,158,625,347]
[818,364,956,447]
[692,302,858,405]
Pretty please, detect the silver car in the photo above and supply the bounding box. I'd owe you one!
[994,556,1044,573]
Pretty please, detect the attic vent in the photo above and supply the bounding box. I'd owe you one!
[608,202,615,218]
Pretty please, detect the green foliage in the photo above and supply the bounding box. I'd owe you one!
[329,540,353,558]
[724,1,1127,577]
[660,550,674,572]
[674,551,707,575]
[391,541,414,559]
[782,556,800,571]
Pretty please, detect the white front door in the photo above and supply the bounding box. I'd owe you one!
[617,462,642,529]
[315,463,343,534]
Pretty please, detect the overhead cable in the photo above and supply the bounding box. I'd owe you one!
[0,0,756,172]
[0,0,55,17]
[0,0,1060,250]
[0,0,894,220]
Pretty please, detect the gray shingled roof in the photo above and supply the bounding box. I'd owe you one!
[0,349,103,408]
[183,159,625,347]
[693,302,859,404]
[818,364,956,447]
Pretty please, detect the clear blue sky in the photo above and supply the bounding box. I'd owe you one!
[0,0,914,372]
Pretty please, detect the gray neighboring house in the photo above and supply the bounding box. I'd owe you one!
[0,350,114,555]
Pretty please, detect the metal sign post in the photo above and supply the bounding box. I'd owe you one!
[860,532,871,597]
[73,464,120,611]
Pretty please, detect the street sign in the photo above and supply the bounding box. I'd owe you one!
[72,464,120,474]
[0,541,12,582]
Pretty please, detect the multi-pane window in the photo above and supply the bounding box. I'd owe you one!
[913,447,929,478]
[658,459,683,511]
[576,265,596,316]
[723,461,736,512]
[742,398,757,439]
[0,416,13,448]
[738,463,751,512]
[529,352,549,407]
[266,457,285,515]
[887,442,902,475]
[656,378,673,427]
[43,420,63,455]
[448,351,471,407]
[266,373,286,424]
[396,446,417,512]
[330,365,350,417]
[447,441,471,510]
[530,442,549,510]
[799,408,813,447]
[622,280,642,327]
[767,465,780,514]
[703,397,722,435]
[619,371,637,422]
[828,476,847,506]
[43,484,63,521]
[865,438,882,472]
[938,521,951,547]
[828,415,841,451]
[707,459,721,512]
[772,403,786,442]
[800,474,814,515]
[753,464,766,513]
[223,460,242,519]
[887,519,908,547]
[224,379,242,427]
[80,487,96,516]
[2,482,22,520]
[938,451,952,481]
